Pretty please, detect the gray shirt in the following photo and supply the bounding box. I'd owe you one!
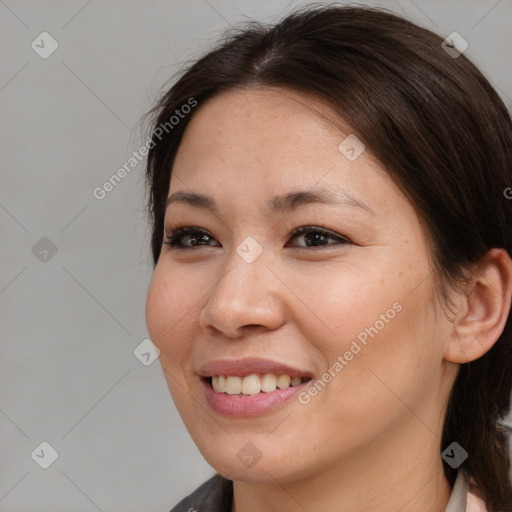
[170,469,471,512]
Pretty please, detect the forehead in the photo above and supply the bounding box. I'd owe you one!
[170,87,410,220]
[176,87,347,166]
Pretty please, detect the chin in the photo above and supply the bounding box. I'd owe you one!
[194,435,313,484]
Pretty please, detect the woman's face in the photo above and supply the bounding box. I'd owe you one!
[145,87,455,483]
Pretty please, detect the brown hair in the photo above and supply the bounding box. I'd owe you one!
[144,5,512,510]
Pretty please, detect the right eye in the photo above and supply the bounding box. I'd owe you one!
[163,226,219,249]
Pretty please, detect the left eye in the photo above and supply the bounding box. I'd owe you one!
[286,226,350,249]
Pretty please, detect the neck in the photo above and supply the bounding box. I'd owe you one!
[231,420,452,512]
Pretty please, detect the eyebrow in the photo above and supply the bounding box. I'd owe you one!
[165,189,374,216]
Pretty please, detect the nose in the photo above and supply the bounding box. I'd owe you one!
[198,247,286,338]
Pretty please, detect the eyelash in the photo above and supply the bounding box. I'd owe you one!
[163,225,351,251]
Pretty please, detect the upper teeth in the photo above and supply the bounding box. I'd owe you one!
[211,374,306,395]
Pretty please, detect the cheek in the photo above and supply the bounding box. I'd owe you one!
[145,268,168,343]
[145,264,194,361]
[284,259,402,353]
[322,291,437,433]
[288,258,437,409]
[145,266,200,412]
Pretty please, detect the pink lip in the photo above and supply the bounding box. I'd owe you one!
[198,357,313,378]
[201,377,310,417]
[198,358,314,417]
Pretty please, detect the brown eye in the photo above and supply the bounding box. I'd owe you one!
[287,226,350,249]
[164,227,219,249]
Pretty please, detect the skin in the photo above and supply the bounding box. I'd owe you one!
[145,87,512,512]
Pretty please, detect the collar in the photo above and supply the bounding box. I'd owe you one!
[445,469,469,512]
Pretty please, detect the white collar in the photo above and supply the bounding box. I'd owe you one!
[445,470,469,512]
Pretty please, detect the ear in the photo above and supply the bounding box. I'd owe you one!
[444,248,512,364]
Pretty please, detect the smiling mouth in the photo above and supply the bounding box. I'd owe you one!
[204,374,312,395]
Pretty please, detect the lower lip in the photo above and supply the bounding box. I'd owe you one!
[201,378,309,417]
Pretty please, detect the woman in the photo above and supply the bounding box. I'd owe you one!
[144,5,512,512]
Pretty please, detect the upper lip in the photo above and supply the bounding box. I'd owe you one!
[198,357,313,378]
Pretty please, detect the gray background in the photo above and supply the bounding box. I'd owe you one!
[1,0,511,510]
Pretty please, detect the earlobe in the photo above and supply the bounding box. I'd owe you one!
[444,248,512,364]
